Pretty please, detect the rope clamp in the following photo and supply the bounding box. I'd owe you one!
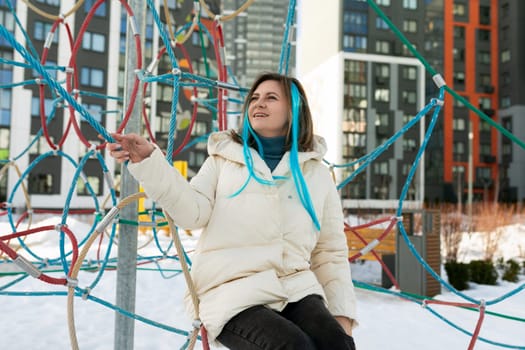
[66,277,78,287]
[95,206,120,233]
[431,98,444,106]
[172,68,182,76]
[55,223,67,232]
[82,287,91,300]
[14,256,42,278]
[192,319,202,329]
[392,216,403,222]
[432,74,446,88]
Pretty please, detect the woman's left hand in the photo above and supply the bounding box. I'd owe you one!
[335,316,353,336]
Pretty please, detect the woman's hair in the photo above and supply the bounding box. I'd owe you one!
[231,72,314,151]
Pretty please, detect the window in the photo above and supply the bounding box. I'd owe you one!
[191,120,208,136]
[403,20,417,33]
[502,117,512,132]
[34,21,58,43]
[0,10,15,47]
[157,83,174,102]
[376,17,389,30]
[478,29,490,42]
[402,66,417,80]
[403,0,417,10]
[403,113,414,125]
[453,95,468,107]
[84,0,106,16]
[82,32,106,53]
[479,143,492,158]
[81,103,103,123]
[453,48,465,61]
[0,89,11,126]
[80,67,104,88]
[479,74,491,87]
[375,40,390,54]
[343,35,367,52]
[479,5,490,25]
[454,26,465,38]
[501,49,511,63]
[453,4,466,16]
[453,141,465,155]
[373,161,389,175]
[479,97,491,109]
[403,138,417,152]
[0,51,13,84]
[477,51,491,64]
[479,120,491,132]
[31,97,55,117]
[376,0,390,5]
[453,118,465,131]
[344,12,367,34]
[376,113,389,126]
[36,0,59,5]
[453,71,465,86]
[188,151,206,167]
[164,0,179,10]
[0,128,9,152]
[402,91,417,104]
[77,175,101,196]
[344,60,367,83]
[374,89,389,103]
[29,173,55,194]
[501,96,511,108]
[375,64,390,78]
[192,32,209,48]
[344,84,367,108]
[476,167,492,182]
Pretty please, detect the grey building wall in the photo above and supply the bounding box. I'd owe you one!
[222,0,295,86]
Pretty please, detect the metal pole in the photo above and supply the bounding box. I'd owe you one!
[114,0,145,349]
[467,123,473,231]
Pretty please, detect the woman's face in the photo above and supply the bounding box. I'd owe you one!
[248,80,289,137]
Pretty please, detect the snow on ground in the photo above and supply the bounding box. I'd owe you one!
[1,214,524,349]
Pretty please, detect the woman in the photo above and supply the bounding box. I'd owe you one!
[108,72,357,349]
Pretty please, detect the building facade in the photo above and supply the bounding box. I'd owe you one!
[299,0,524,208]
[1,0,220,209]
[298,0,427,210]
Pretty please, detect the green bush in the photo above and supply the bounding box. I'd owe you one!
[502,259,521,283]
[445,260,470,290]
[468,260,498,285]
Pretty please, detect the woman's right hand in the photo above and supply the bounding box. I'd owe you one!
[106,133,155,164]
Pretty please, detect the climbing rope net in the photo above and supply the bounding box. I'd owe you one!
[0,0,524,349]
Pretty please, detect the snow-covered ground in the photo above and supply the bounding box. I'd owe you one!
[1,214,524,349]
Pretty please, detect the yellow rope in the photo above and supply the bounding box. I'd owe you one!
[21,0,86,21]
[199,0,256,22]
[164,209,201,350]
[66,192,202,349]
[66,192,145,350]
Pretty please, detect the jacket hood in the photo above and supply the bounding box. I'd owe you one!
[207,130,327,168]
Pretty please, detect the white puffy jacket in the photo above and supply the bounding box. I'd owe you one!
[128,130,357,342]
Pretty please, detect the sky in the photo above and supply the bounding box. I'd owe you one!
[0,214,524,350]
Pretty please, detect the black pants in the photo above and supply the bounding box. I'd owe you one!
[216,294,356,350]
